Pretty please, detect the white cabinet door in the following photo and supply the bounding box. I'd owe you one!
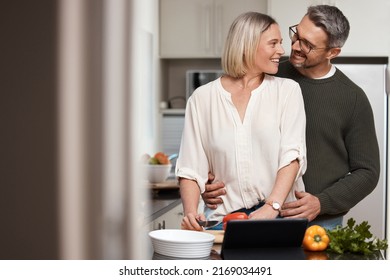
[160,0,267,58]
[160,0,212,58]
[214,0,268,56]
[151,203,184,230]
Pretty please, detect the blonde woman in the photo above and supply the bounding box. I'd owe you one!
[176,12,306,231]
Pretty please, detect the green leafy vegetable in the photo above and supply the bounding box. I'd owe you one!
[326,218,388,255]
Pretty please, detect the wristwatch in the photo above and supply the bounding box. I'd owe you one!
[265,200,281,211]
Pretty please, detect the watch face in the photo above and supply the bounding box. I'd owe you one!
[272,202,281,210]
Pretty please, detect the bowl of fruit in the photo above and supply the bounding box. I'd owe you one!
[142,152,172,183]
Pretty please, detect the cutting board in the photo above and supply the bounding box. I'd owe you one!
[206,230,224,244]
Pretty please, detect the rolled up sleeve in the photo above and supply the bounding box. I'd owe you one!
[175,97,209,193]
[279,82,307,180]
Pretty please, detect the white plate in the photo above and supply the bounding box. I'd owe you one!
[151,241,213,255]
[152,248,211,258]
[153,252,209,260]
[149,229,215,258]
[153,243,213,250]
[152,245,212,254]
[149,229,215,243]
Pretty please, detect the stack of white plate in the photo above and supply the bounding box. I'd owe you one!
[152,252,209,260]
[149,229,215,259]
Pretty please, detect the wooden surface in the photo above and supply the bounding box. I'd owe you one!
[206,230,224,244]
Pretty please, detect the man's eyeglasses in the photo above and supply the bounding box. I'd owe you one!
[289,24,329,54]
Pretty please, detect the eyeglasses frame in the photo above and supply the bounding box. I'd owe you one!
[288,24,330,54]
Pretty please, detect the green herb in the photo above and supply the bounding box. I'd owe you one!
[326,218,388,255]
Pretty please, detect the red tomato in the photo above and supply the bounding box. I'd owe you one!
[223,212,248,230]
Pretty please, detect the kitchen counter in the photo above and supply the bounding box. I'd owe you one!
[304,250,384,260]
[152,247,385,260]
[146,188,181,223]
[146,186,386,260]
[150,229,386,260]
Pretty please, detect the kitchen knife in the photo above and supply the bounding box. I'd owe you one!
[196,219,220,229]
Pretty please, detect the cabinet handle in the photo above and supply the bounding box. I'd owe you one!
[158,221,165,230]
[158,220,166,230]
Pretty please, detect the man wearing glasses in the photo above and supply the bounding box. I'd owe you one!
[202,5,380,230]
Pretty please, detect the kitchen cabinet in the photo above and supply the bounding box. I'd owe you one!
[146,201,181,256]
[144,193,182,256]
[160,0,267,58]
[149,203,183,230]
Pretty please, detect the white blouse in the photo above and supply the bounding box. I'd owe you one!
[176,75,306,221]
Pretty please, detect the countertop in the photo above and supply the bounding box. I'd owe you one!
[152,240,385,260]
[145,184,386,260]
[146,186,181,223]
[149,228,386,260]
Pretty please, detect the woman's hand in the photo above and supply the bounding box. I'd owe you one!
[248,204,279,220]
[181,213,206,231]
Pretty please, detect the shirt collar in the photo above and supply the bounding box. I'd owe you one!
[314,64,336,79]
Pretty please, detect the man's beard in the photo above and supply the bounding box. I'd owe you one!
[289,50,307,68]
[291,57,318,69]
[290,50,322,70]
[292,61,305,68]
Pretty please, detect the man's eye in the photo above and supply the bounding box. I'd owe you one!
[302,40,313,49]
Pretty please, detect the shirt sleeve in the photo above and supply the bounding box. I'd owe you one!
[175,95,209,193]
[278,81,307,180]
[318,90,380,215]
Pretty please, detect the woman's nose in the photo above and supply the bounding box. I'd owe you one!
[278,44,285,55]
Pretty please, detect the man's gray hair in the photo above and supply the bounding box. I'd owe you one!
[306,5,350,48]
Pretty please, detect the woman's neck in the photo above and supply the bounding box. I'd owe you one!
[234,73,264,90]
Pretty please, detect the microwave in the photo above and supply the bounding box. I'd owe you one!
[186,69,224,101]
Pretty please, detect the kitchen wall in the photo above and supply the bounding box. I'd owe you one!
[162,59,221,107]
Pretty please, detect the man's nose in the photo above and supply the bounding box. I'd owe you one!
[291,39,301,51]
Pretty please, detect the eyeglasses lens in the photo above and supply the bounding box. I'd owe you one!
[289,25,311,54]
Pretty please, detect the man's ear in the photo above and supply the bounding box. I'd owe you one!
[326,47,341,60]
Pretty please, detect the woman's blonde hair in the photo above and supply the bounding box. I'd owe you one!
[221,12,276,78]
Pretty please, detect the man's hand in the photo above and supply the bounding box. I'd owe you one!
[201,173,225,209]
[279,191,320,222]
